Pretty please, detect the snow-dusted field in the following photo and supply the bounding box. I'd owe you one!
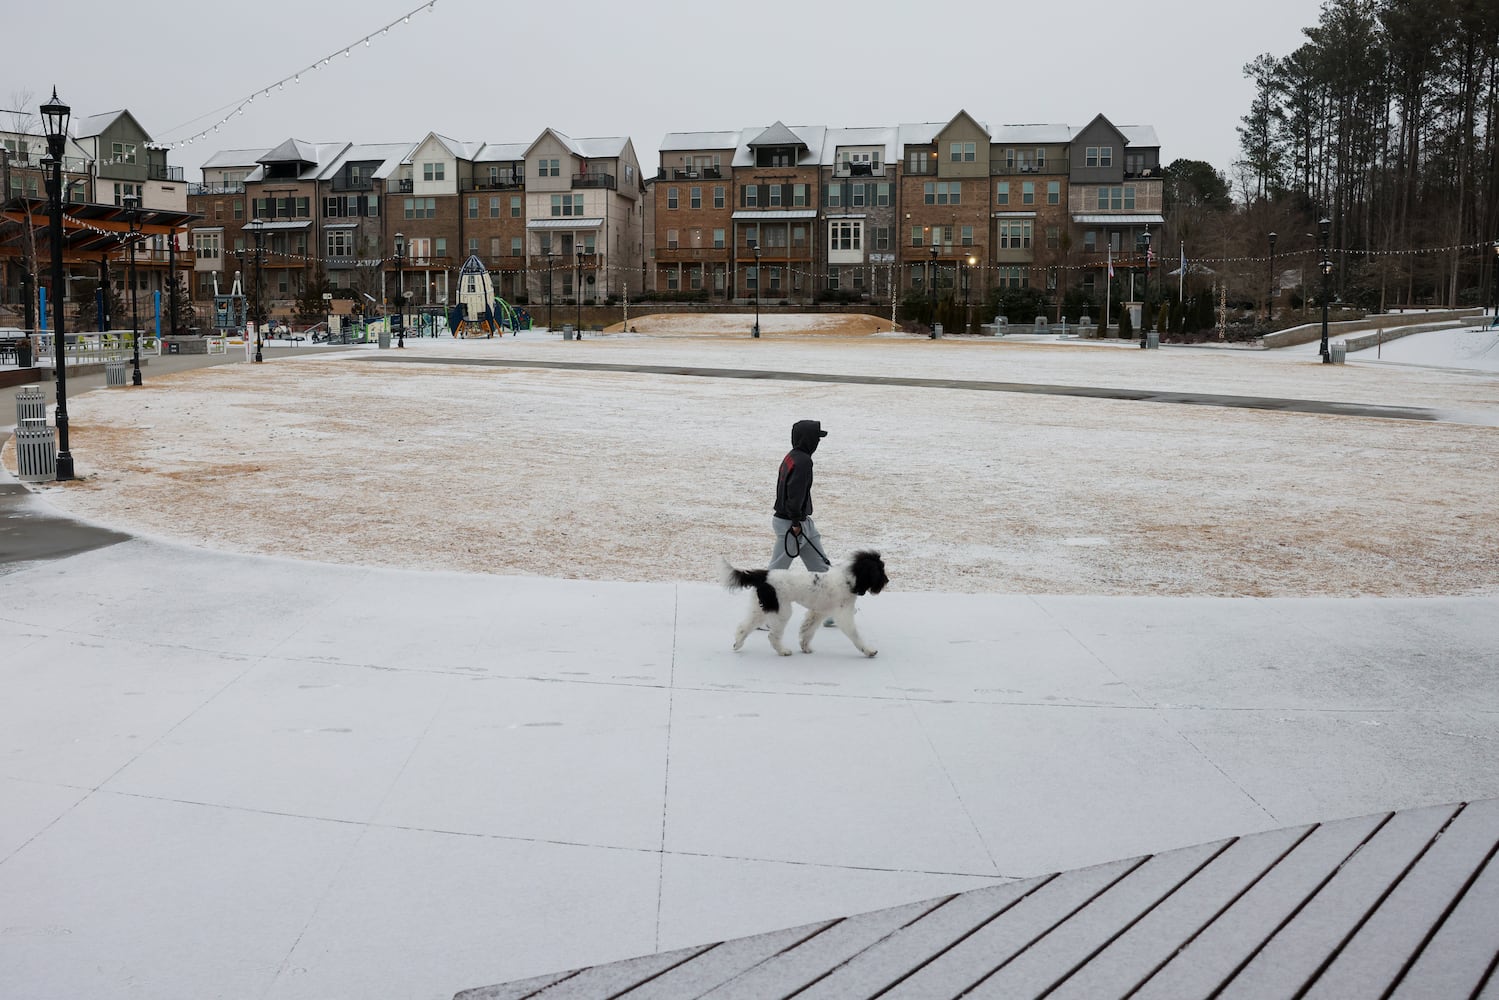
[9,315,1499,597]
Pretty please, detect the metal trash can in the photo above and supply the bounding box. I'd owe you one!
[16,421,56,483]
[16,386,45,428]
[562,325,574,340]
[1147,331,1160,349]
[378,331,390,349]
[932,323,943,338]
[1330,342,1347,364]
[14,337,32,368]
[105,359,126,386]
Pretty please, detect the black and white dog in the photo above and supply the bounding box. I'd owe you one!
[720,550,888,657]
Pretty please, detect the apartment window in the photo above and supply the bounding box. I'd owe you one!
[1097,186,1136,211]
[999,220,1032,249]
[490,237,501,258]
[792,184,807,207]
[510,195,521,217]
[233,199,244,220]
[192,232,221,260]
[689,266,703,291]
[690,186,702,209]
[911,225,924,247]
[996,182,1009,206]
[1084,231,1097,252]
[1046,226,1061,249]
[826,185,841,208]
[746,265,758,292]
[828,220,862,252]
[538,158,560,177]
[112,182,141,205]
[1047,181,1060,205]
[1085,146,1113,168]
[469,237,480,255]
[538,234,552,253]
[713,228,725,249]
[551,193,584,217]
[468,197,479,218]
[769,185,782,207]
[743,186,758,207]
[667,228,679,250]
[1022,182,1035,206]
[1036,148,1047,169]
[327,231,353,257]
[490,196,500,218]
[511,236,523,255]
[666,268,679,291]
[743,225,758,248]
[924,181,959,206]
[423,162,445,181]
[827,266,840,291]
[713,185,725,209]
[950,141,975,162]
[875,183,891,206]
[792,226,807,249]
[435,237,447,257]
[667,187,678,209]
[961,226,974,246]
[851,184,866,208]
[874,226,890,251]
[997,266,1029,289]
[111,141,137,164]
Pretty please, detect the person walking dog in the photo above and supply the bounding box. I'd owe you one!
[770,419,831,573]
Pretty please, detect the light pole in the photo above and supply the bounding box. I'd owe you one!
[1491,240,1499,329]
[546,249,556,332]
[394,232,405,348]
[41,88,75,480]
[752,242,761,338]
[124,195,142,384]
[928,243,939,338]
[1267,231,1278,323]
[575,244,584,337]
[248,218,266,362]
[1139,228,1152,347]
[963,253,976,334]
[1318,217,1332,363]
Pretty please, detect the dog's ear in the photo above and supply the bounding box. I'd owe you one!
[851,551,887,596]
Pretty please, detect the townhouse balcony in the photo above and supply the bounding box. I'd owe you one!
[993,160,1070,176]
[462,177,524,192]
[666,165,722,180]
[571,172,616,190]
[148,164,185,182]
[1123,167,1161,180]
[331,176,376,192]
[188,182,246,195]
[387,178,415,193]
[659,246,729,261]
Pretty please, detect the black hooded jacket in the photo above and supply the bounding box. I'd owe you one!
[774,420,826,522]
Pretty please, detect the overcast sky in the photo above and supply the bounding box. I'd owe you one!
[7,0,1320,182]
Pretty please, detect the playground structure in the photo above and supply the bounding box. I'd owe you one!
[451,254,530,337]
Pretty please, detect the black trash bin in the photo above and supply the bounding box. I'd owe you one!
[14,338,32,368]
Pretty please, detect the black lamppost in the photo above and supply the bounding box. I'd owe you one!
[248,218,266,362]
[1267,231,1278,323]
[928,243,939,338]
[394,232,405,349]
[124,195,142,384]
[167,220,178,339]
[1139,228,1152,346]
[1318,217,1332,363]
[963,253,976,334]
[41,88,75,480]
[575,244,584,337]
[546,249,556,332]
[751,242,761,338]
[1491,240,1498,328]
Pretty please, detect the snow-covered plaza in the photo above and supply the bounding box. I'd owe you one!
[2,316,1498,998]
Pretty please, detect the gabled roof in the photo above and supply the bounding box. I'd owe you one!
[316,142,415,181]
[202,148,269,170]
[473,142,529,163]
[935,109,991,141]
[896,122,945,147]
[991,123,1076,144]
[659,131,742,152]
[403,132,483,164]
[747,121,807,149]
[258,138,323,166]
[1119,125,1161,148]
[73,111,128,140]
[524,128,631,161]
[820,126,899,167]
[1076,113,1130,146]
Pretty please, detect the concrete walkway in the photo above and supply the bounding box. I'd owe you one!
[2,512,1496,999]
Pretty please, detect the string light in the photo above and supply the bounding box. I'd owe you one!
[158,1,438,150]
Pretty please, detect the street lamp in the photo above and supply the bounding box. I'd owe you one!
[963,253,976,334]
[124,195,142,384]
[1491,239,1498,329]
[41,87,74,480]
[575,243,584,337]
[394,232,405,348]
[928,243,939,338]
[1267,231,1278,323]
[1318,217,1332,363]
[1139,228,1152,347]
[752,242,761,338]
[546,249,556,332]
[248,218,266,362]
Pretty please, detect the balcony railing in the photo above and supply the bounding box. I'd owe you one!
[461,177,524,192]
[148,164,185,182]
[994,159,1070,176]
[387,178,414,193]
[189,182,246,195]
[331,176,376,192]
[669,165,722,180]
[659,247,728,260]
[571,172,616,190]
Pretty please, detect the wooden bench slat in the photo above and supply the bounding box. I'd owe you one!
[618,920,833,1000]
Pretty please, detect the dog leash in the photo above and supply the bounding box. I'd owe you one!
[782,525,830,566]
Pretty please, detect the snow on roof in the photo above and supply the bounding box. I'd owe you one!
[659,130,743,152]
[316,142,415,181]
[201,148,269,170]
[473,142,529,163]
[991,123,1076,144]
[1119,125,1161,148]
[73,110,125,139]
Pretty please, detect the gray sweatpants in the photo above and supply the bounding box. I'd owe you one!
[768,516,831,572]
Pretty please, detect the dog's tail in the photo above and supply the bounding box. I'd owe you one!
[719,558,780,613]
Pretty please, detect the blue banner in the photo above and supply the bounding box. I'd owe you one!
[38,287,47,330]
[154,291,162,337]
